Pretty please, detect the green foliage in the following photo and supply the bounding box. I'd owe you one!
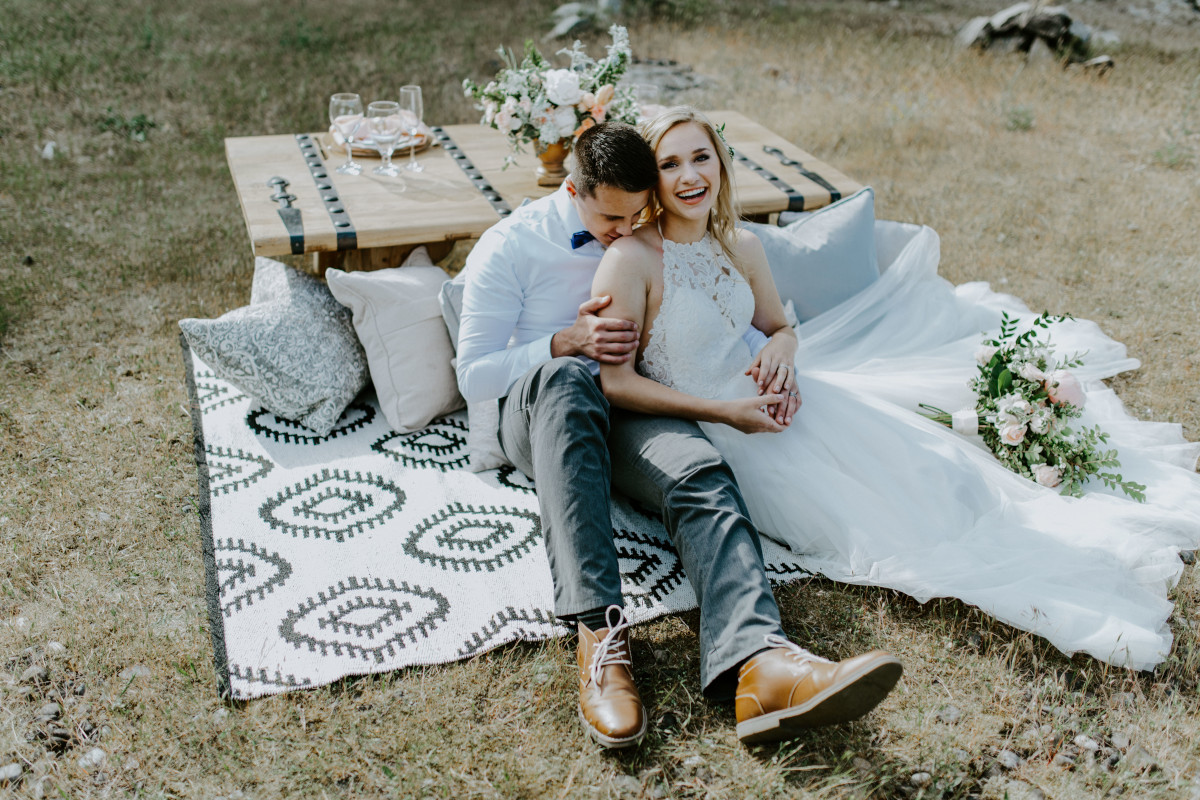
[1005,104,1035,131]
[99,107,157,142]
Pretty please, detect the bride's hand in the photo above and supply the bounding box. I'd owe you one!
[722,395,788,434]
[747,359,800,426]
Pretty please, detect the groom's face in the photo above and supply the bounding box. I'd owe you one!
[567,180,650,247]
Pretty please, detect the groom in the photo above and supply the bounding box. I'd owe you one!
[455,121,901,747]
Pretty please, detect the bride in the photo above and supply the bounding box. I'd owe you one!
[592,106,1200,671]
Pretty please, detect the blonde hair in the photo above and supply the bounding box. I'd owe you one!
[638,106,740,265]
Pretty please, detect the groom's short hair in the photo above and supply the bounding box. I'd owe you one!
[572,122,658,197]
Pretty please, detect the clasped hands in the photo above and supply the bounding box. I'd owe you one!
[554,296,800,433]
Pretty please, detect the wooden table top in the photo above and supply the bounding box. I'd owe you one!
[224,110,863,258]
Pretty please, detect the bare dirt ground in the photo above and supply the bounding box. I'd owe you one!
[1,0,1198,797]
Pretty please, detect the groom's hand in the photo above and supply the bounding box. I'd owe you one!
[551,295,639,364]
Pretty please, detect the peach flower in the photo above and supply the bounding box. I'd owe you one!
[1045,370,1085,408]
[999,423,1027,446]
[1033,464,1063,488]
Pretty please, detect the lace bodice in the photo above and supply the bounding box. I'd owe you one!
[637,232,755,398]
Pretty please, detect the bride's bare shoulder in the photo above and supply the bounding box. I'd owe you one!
[605,228,660,272]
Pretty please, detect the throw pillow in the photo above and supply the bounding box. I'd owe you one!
[326,247,465,434]
[179,257,369,437]
[742,186,879,323]
[439,274,466,352]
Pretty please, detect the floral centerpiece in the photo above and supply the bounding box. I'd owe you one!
[921,312,1146,501]
[462,24,641,184]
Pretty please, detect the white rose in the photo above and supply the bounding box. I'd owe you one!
[1018,363,1046,382]
[999,423,1027,446]
[975,344,999,365]
[553,104,577,133]
[543,69,584,106]
[1029,407,1052,434]
[1033,464,1062,488]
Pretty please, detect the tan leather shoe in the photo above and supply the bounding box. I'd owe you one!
[735,634,902,744]
[577,606,647,749]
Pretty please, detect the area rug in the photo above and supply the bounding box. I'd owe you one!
[182,340,813,700]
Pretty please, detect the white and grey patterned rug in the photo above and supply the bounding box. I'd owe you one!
[182,341,812,700]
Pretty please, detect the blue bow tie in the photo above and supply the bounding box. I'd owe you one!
[571,230,596,249]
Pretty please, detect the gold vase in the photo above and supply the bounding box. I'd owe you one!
[534,138,570,187]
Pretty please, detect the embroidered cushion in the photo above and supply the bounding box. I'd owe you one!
[179,257,368,437]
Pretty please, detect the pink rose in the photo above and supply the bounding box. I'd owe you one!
[1033,464,1062,488]
[1045,370,1085,408]
[999,423,1027,446]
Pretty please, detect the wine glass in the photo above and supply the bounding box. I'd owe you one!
[399,85,424,173]
[329,93,364,175]
[366,100,403,177]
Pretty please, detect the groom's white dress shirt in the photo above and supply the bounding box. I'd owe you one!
[456,185,766,404]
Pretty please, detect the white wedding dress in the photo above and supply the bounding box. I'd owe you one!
[637,226,1200,670]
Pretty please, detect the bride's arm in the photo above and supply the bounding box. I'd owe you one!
[736,230,801,422]
[591,239,787,434]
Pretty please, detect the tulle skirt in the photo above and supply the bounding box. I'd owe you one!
[702,223,1200,670]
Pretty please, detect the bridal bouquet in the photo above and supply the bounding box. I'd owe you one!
[921,312,1146,501]
[462,24,640,153]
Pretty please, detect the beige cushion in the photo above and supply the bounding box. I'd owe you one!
[326,248,464,433]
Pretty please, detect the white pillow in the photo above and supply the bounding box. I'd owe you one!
[179,258,369,437]
[742,186,879,323]
[438,275,465,352]
[326,248,464,434]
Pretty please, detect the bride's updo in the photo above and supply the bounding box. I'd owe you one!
[639,106,740,265]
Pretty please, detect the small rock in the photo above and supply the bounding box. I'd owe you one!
[43,724,72,749]
[682,755,705,769]
[1074,734,1100,753]
[936,704,962,724]
[1104,752,1121,770]
[41,142,57,160]
[997,749,1022,770]
[119,665,151,682]
[1005,780,1047,800]
[80,720,97,738]
[78,747,106,771]
[212,708,230,724]
[911,772,932,788]
[1111,731,1131,750]
[1122,744,1158,774]
[852,757,874,776]
[1181,550,1196,565]
[0,763,22,783]
[73,683,86,696]
[966,631,983,650]
[653,649,668,662]
[20,665,48,684]
[35,702,61,722]
[1052,752,1076,769]
[45,642,66,656]
[950,748,971,762]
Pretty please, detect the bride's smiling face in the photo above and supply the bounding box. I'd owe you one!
[655,121,722,223]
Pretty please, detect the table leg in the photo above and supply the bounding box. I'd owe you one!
[312,241,456,276]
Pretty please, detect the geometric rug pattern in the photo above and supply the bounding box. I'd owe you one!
[183,341,812,699]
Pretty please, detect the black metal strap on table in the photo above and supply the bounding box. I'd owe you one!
[430,126,513,218]
[295,133,357,250]
[761,145,842,204]
[730,146,809,213]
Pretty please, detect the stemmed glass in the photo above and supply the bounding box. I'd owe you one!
[399,85,424,173]
[329,93,364,175]
[366,100,403,177]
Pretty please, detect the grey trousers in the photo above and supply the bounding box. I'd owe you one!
[498,358,785,699]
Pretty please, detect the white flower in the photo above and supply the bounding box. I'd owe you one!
[975,345,999,365]
[1033,464,1062,488]
[1029,407,1053,434]
[552,105,577,133]
[483,101,498,125]
[999,423,1027,446]
[543,69,584,106]
[1018,363,1046,382]
[997,394,1031,419]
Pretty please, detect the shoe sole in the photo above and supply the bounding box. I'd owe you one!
[577,705,648,749]
[736,656,903,744]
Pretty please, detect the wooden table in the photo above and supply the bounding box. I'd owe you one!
[224,110,862,272]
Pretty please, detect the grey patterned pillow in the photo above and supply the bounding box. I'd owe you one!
[179,257,369,437]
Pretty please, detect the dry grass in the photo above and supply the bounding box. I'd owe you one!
[1,0,1198,797]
